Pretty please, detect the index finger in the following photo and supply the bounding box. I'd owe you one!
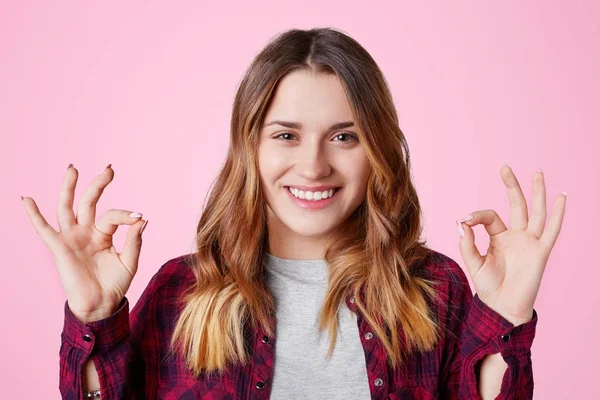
[57,164,77,232]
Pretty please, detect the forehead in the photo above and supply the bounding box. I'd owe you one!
[264,69,354,127]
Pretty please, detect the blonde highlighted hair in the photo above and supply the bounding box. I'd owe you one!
[169,27,442,377]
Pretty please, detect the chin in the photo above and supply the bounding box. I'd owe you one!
[285,218,340,238]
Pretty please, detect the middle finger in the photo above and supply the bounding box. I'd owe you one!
[57,163,77,232]
[527,169,547,238]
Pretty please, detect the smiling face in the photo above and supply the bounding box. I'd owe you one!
[258,69,371,259]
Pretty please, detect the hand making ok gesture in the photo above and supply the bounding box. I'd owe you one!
[22,164,148,324]
[457,164,567,326]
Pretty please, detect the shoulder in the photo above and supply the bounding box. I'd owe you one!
[419,249,473,311]
[422,249,470,287]
[128,254,198,337]
[143,253,197,297]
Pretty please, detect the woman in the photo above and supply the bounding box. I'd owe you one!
[23,27,566,399]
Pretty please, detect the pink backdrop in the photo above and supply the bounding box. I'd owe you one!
[3,1,598,398]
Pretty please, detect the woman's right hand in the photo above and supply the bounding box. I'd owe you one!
[22,164,148,324]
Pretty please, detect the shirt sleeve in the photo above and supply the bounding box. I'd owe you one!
[438,259,538,399]
[59,271,165,399]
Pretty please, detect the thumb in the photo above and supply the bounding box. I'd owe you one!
[457,219,484,278]
[120,219,148,274]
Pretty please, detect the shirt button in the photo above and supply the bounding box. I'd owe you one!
[374,378,384,387]
[364,332,373,340]
[256,381,265,389]
[261,335,271,344]
[501,334,511,342]
[83,334,92,342]
[349,296,356,304]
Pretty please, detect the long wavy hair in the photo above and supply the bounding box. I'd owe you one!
[169,27,443,378]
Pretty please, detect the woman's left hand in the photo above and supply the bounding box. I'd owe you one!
[456,164,567,326]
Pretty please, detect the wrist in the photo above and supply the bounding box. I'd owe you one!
[70,302,120,324]
[476,295,534,327]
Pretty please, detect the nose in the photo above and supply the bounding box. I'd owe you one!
[295,140,332,181]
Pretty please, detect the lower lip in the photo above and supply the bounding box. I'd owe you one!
[284,187,341,210]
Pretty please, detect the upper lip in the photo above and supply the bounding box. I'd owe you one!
[285,185,340,191]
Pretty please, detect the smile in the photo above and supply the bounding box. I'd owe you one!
[284,186,341,210]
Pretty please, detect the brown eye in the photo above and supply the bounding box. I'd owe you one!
[333,133,358,142]
[273,132,358,143]
[274,132,296,140]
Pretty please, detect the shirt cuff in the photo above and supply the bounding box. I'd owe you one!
[61,297,130,352]
[468,293,538,357]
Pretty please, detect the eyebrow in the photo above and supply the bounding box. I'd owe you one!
[263,120,355,131]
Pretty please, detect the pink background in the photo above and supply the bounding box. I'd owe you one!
[2,1,598,398]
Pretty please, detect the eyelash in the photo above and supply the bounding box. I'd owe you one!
[273,132,358,143]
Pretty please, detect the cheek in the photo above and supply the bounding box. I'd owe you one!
[348,156,371,201]
[337,151,371,183]
[356,151,371,179]
[359,160,371,187]
[258,144,287,183]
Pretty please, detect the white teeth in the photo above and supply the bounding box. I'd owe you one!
[287,187,337,201]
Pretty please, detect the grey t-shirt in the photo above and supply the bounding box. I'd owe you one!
[264,253,371,399]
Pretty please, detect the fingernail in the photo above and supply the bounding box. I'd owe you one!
[504,161,510,167]
[536,168,543,173]
[459,214,473,222]
[457,220,465,237]
[67,163,73,170]
[20,196,24,202]
[130,212,143,218]
[562,191,568,197]
[140,220,149,234]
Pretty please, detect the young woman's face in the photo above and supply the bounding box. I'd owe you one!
[258,69,371,241]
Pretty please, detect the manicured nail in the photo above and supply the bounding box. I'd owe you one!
[457,220,465,237]
[140,220,149,234]
[67,163,73,170]
[101,163,112,173]
[536,168,543,173]
[20,196,24,201]
[459,214,473,222]
[562,191,568,197]
[130,212,143,218]
[503,161,510,167]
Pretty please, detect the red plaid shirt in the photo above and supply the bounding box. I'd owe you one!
[59,251,537,399]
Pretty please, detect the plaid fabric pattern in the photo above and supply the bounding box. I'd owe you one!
[59,251,537,399]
